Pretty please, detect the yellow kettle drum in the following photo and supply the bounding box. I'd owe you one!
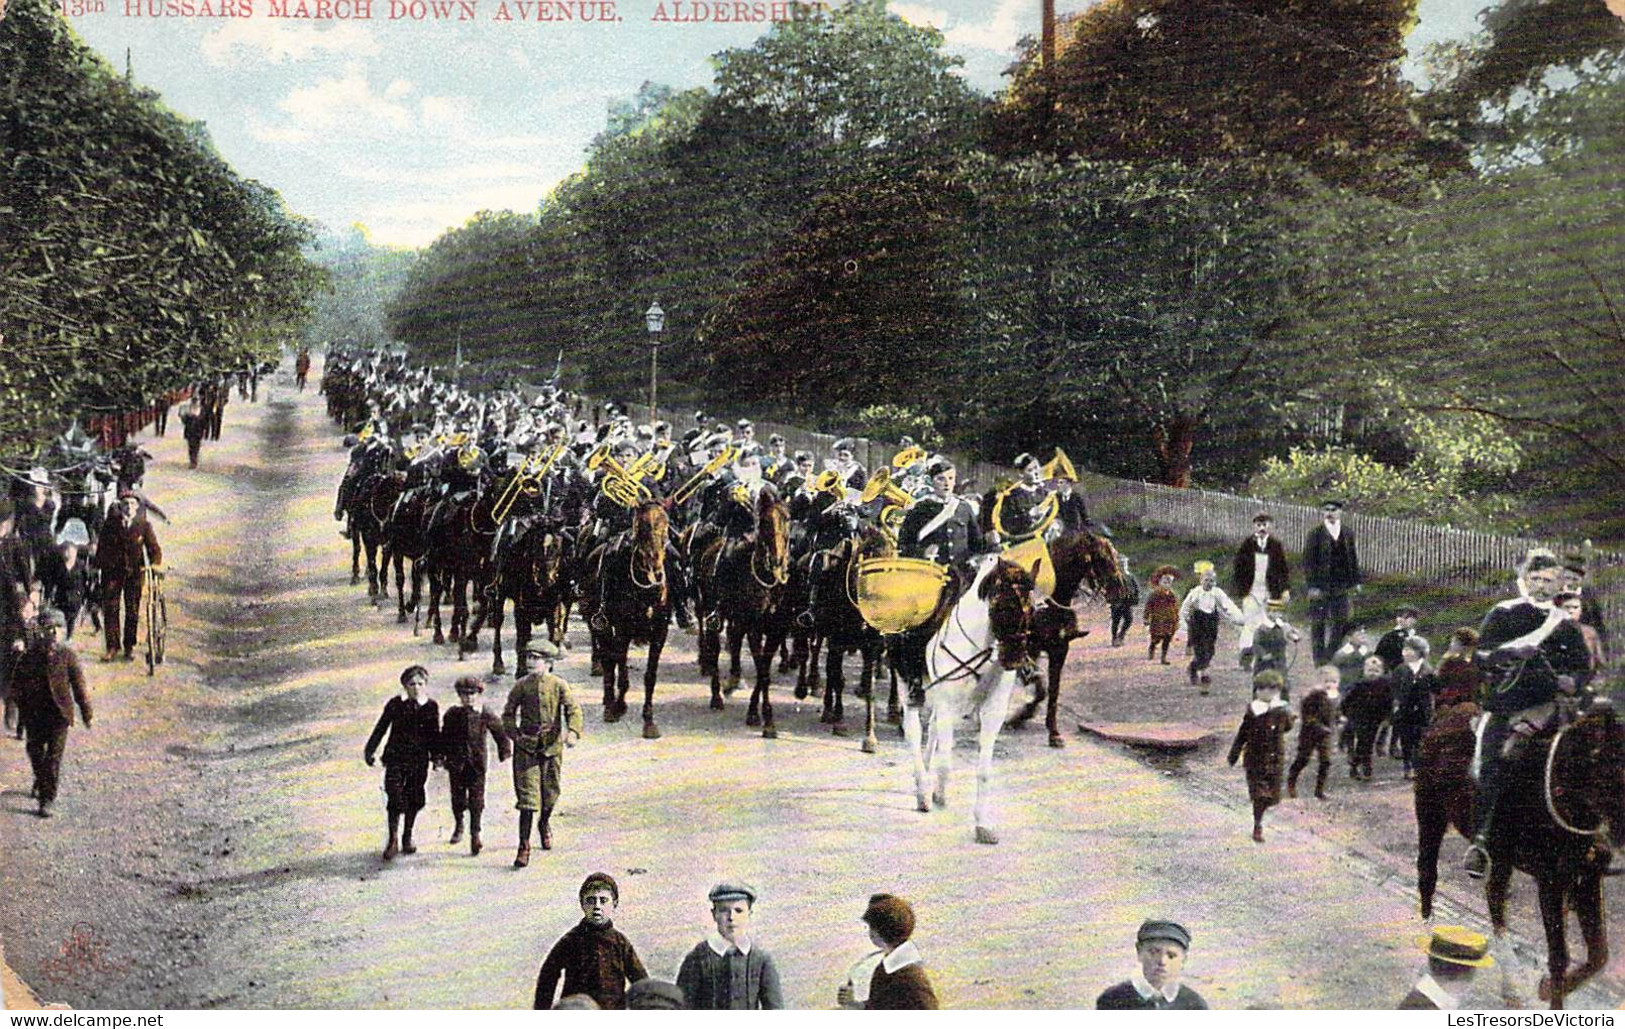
[851,557,948,635]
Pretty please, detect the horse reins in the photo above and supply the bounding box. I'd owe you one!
[1544,725,1605,837]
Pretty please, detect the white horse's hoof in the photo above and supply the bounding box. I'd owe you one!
[915,795,930,813]
[861,737,876,754]
[931,790,947,809]
[974,826,999,845]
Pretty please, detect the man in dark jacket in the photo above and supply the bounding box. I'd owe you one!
[1233,511,1291,669]
[1302,500,1361,664]
[95,490,161,662]
[13,610,92,817]
[440,675,509,856]
[1463,554,1592,879]
[1096,920,1208,1009]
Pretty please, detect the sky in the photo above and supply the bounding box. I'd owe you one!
[57,0,1492,247]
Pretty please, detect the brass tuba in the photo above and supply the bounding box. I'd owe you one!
[891,444,926,470]
[587,444,652,508]
[670,444,737,506]
[860,467,915,542]
[810,469,846,502]
[1040,446,1078,484]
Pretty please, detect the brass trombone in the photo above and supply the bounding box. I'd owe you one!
[490,443,565,524]
[670,444,738,506]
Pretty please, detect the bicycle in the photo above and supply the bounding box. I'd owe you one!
[143,559,167,676]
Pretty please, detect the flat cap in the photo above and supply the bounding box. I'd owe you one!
[626,979,686,1010]
[523,639,561,662]
[452,675,484,694]
[1321,499,1345,511]
[1252,511,1273,524]
[707,882,758,905]
[833,438,857,452]
[1137,919,1192,950]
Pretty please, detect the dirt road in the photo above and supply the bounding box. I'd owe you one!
[2,361,1619,1009]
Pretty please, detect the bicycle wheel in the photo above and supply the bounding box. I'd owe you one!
[144,573,159,676]
[154,588,167,666]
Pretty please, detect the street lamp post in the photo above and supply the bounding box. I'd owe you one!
[644,300,665,426]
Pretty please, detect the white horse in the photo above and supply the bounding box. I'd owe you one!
[902,555,1037,845]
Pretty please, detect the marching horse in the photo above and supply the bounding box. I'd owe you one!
[422,486,498,652]
[693,493,795,737]
[904,555,1038,844]
[1414,699,1625,1008]
[1007,528,1122,747]
[583,502,684,739]
[485,517,574,678]
[800,528,893,752]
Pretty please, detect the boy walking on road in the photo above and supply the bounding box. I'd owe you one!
[502,640,581,867]
[534,873,648,1010]
[440,675,509,856]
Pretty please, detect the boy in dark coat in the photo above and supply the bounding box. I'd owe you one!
[1389,636,1435,779]
[1096,920,1208,1009]
[1228,670,1294,842]
[1108,555,1140,647]
[534,873,649,1010]
[677,883,784,1010]
[364,665,441,860]
[440,675,510,856]
[1342,655,1393,781]
[837,894,939,1009]
[1143,566,1180,665]
[1288,664,1340,800]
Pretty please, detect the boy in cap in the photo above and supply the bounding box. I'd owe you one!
[837,894,938,1009]
[1143,566,1181,665]
[502,639,581,867]
[676,883,784,1010]
[1228,670,1294,842]
[534,873,649,1010]
[439,674,510,856]
[1376,605,1421,671]
[1178,560,1245,692]
[364,665,441,860]
[1399,926,1494,1009]
[1250,598,1302,697]
[1287,664,1340,800]
[1096,920,1208,1009]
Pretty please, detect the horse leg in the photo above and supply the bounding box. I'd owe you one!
[642,628,665,739]
[793,631,811,699]
[1414,788,1449,919]
[489,593,506,677]
[1488,861,1523,1006]
[514,611,531,679]
[429,572,446,645]
[742,628,762,726]
[365,537,381,602]
[615,638,631,721]
[860,644,878,755]
[1561,872,1609,999]
[726,622,744,697]
[393,551,408,624]
[1045,648,1067,747]
[806,635,824,694]
[756,632,778,739]
[828,645,849,737]
[776,636,792,675]
[973,681,1012,845]
[1537,876,1571,1009]
[350,531,362,586]
[902,703,929,812]
[931,701,955,809]
[887,668,903,728]
[602,632,621,723]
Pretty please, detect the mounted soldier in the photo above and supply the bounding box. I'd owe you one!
[896,458,985,585]
[831,438,867,493]
[1462,552,1596,880]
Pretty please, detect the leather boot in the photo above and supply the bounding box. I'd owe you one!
[513,843,530,868]
[449,816,464,845]
[470,833,482,856]
[539,812,553,850]
[383,814,400,860]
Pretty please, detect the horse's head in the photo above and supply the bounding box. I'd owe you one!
[633,500,669,554]
[979,558,1037,670]
[756,494,790,581]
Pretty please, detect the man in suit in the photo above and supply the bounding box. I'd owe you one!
[1399,926,1493,1009]
[12,610,92,818]
[1232,511,1290,669]
[1303,499,1361,664]
[95,490,161,662]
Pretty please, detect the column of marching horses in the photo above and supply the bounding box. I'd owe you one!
[317,344,1128,845]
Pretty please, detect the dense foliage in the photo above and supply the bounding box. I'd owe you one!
[381,0,1625,536]
[0,0,324,455]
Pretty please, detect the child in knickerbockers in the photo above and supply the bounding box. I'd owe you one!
[1228,670,1294,842]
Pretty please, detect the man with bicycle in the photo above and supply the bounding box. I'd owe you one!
[95,490,161,662]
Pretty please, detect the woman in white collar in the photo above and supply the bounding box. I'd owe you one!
[837,894,938,1009]
[1227,670,1295,843]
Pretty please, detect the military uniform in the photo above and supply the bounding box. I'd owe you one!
[897,494,984,576]
[503,664,583,860]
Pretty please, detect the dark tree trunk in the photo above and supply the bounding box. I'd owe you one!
[1152,414,1198,488]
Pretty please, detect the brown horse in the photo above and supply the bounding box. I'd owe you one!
[1007,529,1122,747]
[422,487,498,653]
[801,528,893,752]
[486,518,573,678]
[1415,700,1625,1008]
[694,493,794,737]
[582,502,679,739]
